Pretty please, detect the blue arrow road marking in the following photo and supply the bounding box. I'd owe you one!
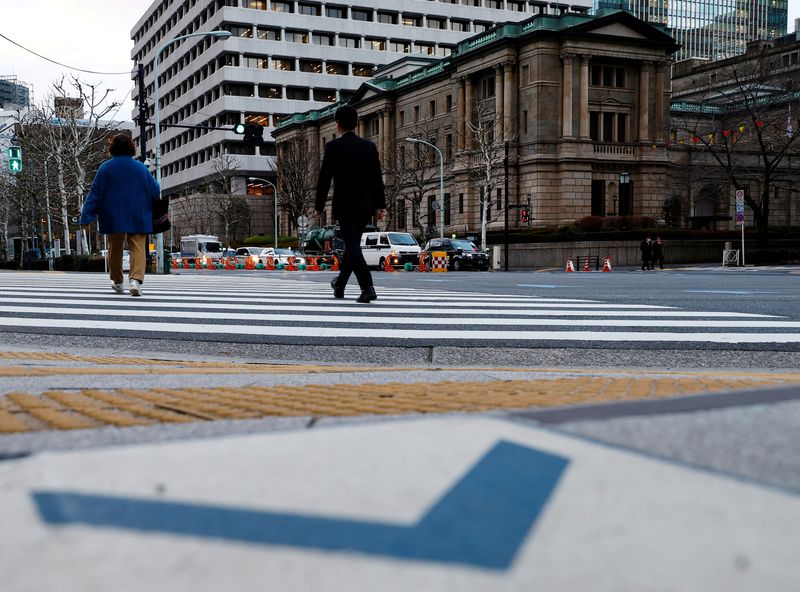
[32,440,568,570]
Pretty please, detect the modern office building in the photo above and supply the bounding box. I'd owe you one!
[130,0,592,240]
[0,77,31,111]
[593,0,788,61]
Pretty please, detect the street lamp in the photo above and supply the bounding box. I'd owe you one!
[248,177,279,248]
[405,137,444,239]
[153,29,231,273]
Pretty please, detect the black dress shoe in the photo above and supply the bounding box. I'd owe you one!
[356,286,377,303]
[331,278,344,299]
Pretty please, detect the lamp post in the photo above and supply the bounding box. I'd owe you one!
[248,177,279,248]
[153,30,231,273]
[405,137,444,239]
[612,193,617,216]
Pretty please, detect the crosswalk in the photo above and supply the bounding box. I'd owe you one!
[1,271,799,345]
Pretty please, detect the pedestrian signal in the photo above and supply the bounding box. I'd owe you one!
[7,146,22,174]
[520,208,528,224]
[233,123,264,146]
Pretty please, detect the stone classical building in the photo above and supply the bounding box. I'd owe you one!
[273,10,679,239]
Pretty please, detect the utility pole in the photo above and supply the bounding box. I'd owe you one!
[137,63,148,162]
[503,141,509,272]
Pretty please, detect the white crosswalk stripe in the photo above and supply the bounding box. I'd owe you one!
[0,272,799,344]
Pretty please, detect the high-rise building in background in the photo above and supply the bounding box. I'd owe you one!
[593,0,788,61]
[0,76,31,111]
[132,0,592,202]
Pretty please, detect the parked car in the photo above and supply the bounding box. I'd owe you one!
[99,249,131,271]
[360,231,421,269]
[235,246,266,266]
[260,247,306,267]
[422,238,490,271]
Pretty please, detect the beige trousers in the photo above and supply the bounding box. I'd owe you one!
[108,233,147,284]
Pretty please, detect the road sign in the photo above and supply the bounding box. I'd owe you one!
[297,215,309,227]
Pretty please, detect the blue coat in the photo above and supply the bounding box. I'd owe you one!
[80,156,161,234]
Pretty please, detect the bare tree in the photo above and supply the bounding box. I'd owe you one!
[459,99,508,249]
[209,154,243,246]
[381,143,413,231]
[403,120,441,239]
[671,49,800,244]
[276,135,316,234]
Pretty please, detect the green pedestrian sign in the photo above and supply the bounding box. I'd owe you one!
[7,146,22,174]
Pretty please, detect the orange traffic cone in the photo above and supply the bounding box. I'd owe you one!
[603,256,612,272]
[418,252,428,272]
[330,255,340,272]
[286,257,298,271]
[565,257,575,272]
[306,256,321,271]
[383,256,394,272]
[583,257,590,272]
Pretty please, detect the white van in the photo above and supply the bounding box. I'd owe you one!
[360,231,421,269]
[180,234,224,265]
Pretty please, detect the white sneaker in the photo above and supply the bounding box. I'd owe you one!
[111,283,124,294]
[129,280,142,297]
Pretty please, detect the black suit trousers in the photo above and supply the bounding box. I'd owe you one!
[336,216,372,290]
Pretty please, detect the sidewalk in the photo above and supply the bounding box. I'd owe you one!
[1,350,799,590]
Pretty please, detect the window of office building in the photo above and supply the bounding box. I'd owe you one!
[221,53,240,67]
[352,8,372,21]
[339,35,360,48]
[286,86,309,100]
[591,65,625,88]
[474,21,491,32]
[450,19,470,32]
[313,88,337,102]
[224,83,255,97]
[413,105,420,122]
[326,5,345,18]
[245,113,270,126]
[271,1,293,12]
[427,17,445,29]
[446,94,452,111]
[312,32,334,45]
[259,85,282,98]
[416,43,435,55]
[300,59,323,73]
[590,111,627,142]
[273,57,295,70]
[377,11,397,24]
[444,193,451,225]
[243,55,268,69]
[486,0,502,7]
[402,14,422,26]
[390,40,410,53]
[458,193,464,214]
[352,63,374,77]
[298,3,321,15]
[437,45,454,56]
[429,99,436,117]
[228,24,253,38]
[326,61,348,75]
[245,0,266,9]
[257,27,281,40]
[287,30,309,43]
[398,110,405,127]
[368,38,386,51]
[445,133,453,160]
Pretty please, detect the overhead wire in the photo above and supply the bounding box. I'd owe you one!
[0,32,132,76]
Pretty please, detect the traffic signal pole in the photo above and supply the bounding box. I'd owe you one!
[503,141,509,272]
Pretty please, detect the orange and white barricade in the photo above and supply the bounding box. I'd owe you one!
[565,257,575,272]
[431,251,448,272]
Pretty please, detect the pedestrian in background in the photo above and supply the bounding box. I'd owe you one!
[653,236,665,269]
[314,105,386,303]
[640,235,654,271]
[80,133,161,296]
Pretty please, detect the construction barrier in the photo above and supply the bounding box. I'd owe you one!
[583,257,590,272]
[431,251,448,272]
[383,256,395,272]
[565,257,575,272]
[286,257,298,271]
[418,252,429,272]
[603,256,613,272]
[265,256,275,270]
[244,257,256,270]
[306,256,321,271]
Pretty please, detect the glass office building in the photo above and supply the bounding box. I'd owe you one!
[594,0,788,61]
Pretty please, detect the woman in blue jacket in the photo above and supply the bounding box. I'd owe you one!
[80,134,161,296]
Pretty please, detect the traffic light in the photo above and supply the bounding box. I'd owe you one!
[233,123,264,147]
[7,146,22,174]
[520,208,528,224]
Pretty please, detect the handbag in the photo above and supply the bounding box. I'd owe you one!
[152,196,171,234]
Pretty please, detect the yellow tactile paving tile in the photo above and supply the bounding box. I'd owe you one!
[1,373,799,434]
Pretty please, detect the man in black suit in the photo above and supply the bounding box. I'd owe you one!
[315,105,386,303]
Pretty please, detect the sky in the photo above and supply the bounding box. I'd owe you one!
[1,0,152,122]
[2,0,799,124]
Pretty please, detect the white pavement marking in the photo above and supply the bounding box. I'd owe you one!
[0,273,796,344]
[1,417,798,591]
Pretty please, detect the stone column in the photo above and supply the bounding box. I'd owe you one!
[654,62,665,142]
[561,53,574,138]
[464,77,473,149]
[503,62,514,140]
[494,65,504,140]
[381,108,392,159]
[579,55,591,139]
[638,61,651,143]
[457,78,466,151]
